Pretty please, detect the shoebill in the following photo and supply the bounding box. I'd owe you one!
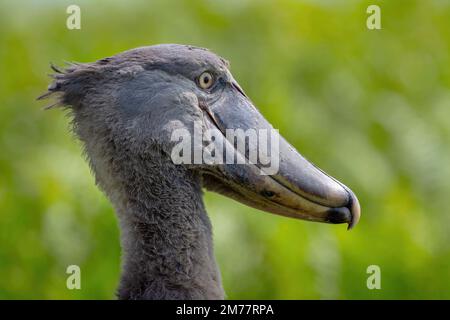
[39,44,360,300]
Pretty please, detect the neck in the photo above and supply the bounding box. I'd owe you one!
[94,149,224,300]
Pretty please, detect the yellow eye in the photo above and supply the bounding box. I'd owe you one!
[198,72,214,89]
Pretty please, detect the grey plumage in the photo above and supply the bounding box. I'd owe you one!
[42,45,227,299]
[40,43,360,300]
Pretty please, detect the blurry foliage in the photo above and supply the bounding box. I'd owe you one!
[0,0,449,299]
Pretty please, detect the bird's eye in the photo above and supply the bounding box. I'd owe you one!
[198,72,215,90]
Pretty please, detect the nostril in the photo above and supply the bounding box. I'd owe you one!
[261,190,275,198]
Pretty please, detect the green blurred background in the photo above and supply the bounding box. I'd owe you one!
[0,0,449,299]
